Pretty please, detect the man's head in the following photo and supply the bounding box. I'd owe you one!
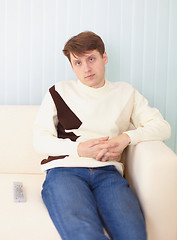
[63,31,105,63]
[63,31,108,88]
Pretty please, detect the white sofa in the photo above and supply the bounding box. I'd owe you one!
[0,105,177,240]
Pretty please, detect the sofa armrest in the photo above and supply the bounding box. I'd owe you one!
[125,141,177,240]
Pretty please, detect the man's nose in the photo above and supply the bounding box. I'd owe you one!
[83,62,91,72]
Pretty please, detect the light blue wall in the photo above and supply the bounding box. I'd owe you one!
[0,0,177,153]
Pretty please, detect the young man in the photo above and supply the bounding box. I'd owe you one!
[34,31,171,240]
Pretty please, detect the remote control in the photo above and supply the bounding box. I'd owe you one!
[13,182,26,202]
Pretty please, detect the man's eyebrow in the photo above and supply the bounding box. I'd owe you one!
[71,56,80,63]
[86,54,96,59]
[73,58,81,63]
[72,53,96,63]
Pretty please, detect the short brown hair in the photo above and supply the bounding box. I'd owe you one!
[63,31,105,62]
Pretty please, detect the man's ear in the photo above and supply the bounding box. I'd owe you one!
[103,52,108,64]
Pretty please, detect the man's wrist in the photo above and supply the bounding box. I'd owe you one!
[122,133,131,145]
[77,142,83,157]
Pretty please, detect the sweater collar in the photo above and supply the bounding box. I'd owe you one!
[77,79,109,95]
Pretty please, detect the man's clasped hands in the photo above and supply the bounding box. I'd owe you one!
[77,133,131,162]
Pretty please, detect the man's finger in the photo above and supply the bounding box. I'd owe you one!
[88,136,109,147]
[96,149,107,161]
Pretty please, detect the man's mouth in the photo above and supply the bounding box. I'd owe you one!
[85,74,95,79]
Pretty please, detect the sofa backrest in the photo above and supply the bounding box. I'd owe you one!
[0,105,46,174]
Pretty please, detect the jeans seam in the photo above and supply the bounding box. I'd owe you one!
[42,187,68,240]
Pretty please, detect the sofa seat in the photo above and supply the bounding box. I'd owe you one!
[0,173,60,240]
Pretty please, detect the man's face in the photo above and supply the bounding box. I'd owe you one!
[70,50,108,88]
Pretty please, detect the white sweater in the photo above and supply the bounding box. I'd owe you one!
[33,80,171,174]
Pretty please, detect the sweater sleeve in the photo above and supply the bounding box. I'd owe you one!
[33,90,79,157]
[124,88,171,145]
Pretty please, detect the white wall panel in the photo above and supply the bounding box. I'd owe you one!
[165,0,177,153]
[17,0,31,104]
[154,0,169,117]
[142,0,157,106]
[29,0,44,104]
[119,0,133,84]
[0,0,176,153]
[4,0,19,104]
[130,0,145,93]
[0,0,5,103]
[106,0,121,82]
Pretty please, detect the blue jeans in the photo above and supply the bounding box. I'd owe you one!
[42,166,147,240]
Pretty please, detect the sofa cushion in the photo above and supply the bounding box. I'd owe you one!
[0,106,46,174]
[0,173,60,239]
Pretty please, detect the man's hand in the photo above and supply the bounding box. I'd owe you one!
[95,133,131,162]
[77,136,117,159]
[77,134,131,162]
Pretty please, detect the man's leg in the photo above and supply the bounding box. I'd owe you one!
[41,167,109,240]
[92,166,147,240]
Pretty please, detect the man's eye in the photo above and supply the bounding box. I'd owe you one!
[89,58,94,62]
[76,62,81,66]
